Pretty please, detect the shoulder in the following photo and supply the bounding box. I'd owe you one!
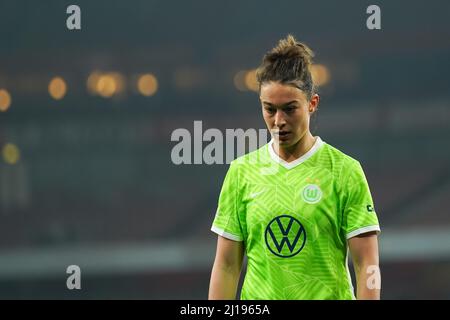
[321,142,360,166]
[317,140,365,187]
[229,143,269,168]
[222,144,270,184]
[312,139,360,171]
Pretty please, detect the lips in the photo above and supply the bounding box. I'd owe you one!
[273,131,291,140]
[273,131,290,136]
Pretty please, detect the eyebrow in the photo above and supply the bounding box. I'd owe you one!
[262,100,299,107]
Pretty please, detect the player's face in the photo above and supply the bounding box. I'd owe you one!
[260,81,319,148]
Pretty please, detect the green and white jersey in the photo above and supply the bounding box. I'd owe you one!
[211,136,380,300]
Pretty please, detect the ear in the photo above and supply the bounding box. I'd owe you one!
[308,94,320,113]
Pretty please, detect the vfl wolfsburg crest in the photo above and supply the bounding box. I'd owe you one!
[302,184,322,204]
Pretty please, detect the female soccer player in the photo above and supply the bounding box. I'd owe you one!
[208,35,381,300]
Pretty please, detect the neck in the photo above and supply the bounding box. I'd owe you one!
[274,132,316,163]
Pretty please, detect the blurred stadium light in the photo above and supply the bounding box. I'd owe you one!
[48,77,67,100]
[0,89,11,112]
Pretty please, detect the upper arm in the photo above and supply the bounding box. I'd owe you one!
[348,232,381,298]
[348,231,379,266]
[214,235,245,273]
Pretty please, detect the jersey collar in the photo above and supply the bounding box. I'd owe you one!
[268,136,324,170]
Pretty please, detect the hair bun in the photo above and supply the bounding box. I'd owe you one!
[268,34,314,66]
[256,34,316,98]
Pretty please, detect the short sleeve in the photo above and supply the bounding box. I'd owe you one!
[211,161,245,241]
[341,160,381,240]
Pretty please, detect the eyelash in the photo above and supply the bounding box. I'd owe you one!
[265,106,296,114]
[284,107,295,113]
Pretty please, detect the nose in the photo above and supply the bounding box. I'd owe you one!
[274,110,286,128]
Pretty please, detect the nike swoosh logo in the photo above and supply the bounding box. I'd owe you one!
[250,190,265,198]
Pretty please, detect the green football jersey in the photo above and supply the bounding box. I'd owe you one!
[211,136,380,300]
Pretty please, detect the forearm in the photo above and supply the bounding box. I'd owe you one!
[208,262,241,300]
[354,263,381,300]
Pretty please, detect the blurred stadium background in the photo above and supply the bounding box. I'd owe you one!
[0,0,450,299]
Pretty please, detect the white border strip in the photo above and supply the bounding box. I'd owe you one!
[268,136,324,170]
[346,225,381,239]
[211,225,243,242]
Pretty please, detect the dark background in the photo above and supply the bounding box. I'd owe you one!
[0,0,449,299]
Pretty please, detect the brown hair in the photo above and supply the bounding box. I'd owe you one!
[256,35,315,98]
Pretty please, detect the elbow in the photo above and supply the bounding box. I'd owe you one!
[214,257,242,276]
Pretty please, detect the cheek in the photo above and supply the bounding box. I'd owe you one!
[262,113,273,124]
[293,113,310,131]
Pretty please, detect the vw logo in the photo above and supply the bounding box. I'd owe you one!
[265,215,306,258]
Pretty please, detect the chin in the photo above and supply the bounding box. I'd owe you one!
[275,138,293,147]
[275,135,301,148]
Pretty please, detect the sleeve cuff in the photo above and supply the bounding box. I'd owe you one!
[211,225,243,242]
[346,225,381,239]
